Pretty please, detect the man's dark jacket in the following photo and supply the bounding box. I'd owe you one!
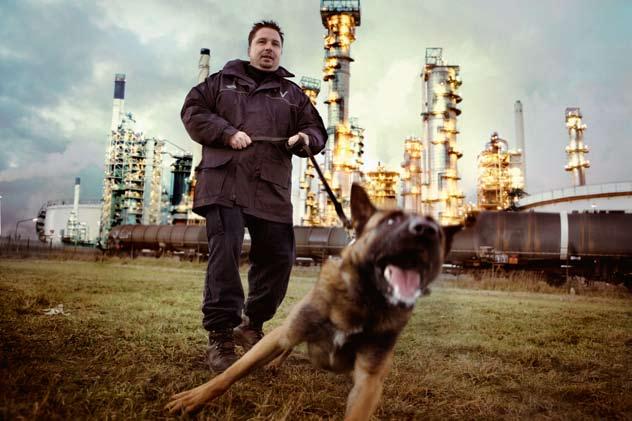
[181,59,327,223]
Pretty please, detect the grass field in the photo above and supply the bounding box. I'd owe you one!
[1,258,631,419]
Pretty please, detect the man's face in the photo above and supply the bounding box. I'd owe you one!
[248,27,282,71]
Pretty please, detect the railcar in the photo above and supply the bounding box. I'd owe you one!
[107,211,632,286]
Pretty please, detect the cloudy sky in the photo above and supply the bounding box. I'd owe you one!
[1,0,631,237]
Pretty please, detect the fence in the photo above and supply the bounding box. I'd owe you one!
[0,236,101,260]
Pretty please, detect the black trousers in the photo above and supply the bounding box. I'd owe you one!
[202,205,295,332]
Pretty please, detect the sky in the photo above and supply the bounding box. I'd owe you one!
[1,0,631,237]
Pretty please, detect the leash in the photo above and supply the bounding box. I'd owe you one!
[251,136,352,229]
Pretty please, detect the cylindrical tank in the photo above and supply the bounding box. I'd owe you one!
[568,213,632,256]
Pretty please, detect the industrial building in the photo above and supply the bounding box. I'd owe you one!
[298,76,322,226]
[36,178,101,245]
[319,0,364,222]
[400,136,423,213]
[365,163,399,209]
[98,73,192,243]
[420,48,464,225]
[476,132,524,210]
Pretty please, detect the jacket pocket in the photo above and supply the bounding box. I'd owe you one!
[260,159,290,189]
[196,154,232,170]
[195,155,232,200]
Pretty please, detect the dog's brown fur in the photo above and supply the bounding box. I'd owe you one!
[166,183,470,420]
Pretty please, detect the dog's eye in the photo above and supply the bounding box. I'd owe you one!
[385,214,402,225]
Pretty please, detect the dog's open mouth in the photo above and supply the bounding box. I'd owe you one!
[384,265,421,304]
[379,254,424,306]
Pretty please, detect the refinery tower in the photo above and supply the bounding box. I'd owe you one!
[320,0,363,217]
[564,107,590,187]
[420,48,464,225]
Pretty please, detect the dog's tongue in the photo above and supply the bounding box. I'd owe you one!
[385,265,420,298]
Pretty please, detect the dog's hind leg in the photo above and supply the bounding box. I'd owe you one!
[165,325,292,415]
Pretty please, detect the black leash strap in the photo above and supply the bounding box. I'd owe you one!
[251,136,352,229]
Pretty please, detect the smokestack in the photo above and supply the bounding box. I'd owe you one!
[514,100,526,191]
[73,177,80,216]
[111,73,126,132]
[190,48,211,182]
[198,48,210,84]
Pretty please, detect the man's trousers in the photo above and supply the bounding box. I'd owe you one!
[201,205,295,332]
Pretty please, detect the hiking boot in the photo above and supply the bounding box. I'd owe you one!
[207,329,237,373]
[234,322,264,352]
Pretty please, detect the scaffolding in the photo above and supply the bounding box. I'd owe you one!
[147,138,165,225]
[564,107,590,187]
[420,48,464,225]
[365,163,399,209]
[477,132,524,210]
[401,136,423,213]
[320,0,362,224]
[99,113,148,241]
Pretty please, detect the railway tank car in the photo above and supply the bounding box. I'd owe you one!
[450,211,632,285]
[108,224,351,262]
[107,211,632,286]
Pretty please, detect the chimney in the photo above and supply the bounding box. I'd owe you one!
[198,48,210,84]
[111,73,126,132]
[191,49,210,177]
[73,177,81,216]
[514,100,526,191]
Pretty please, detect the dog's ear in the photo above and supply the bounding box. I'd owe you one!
[441,211,477,256]
[350,183,376,235]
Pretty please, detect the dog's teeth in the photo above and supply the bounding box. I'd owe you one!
[384,267,392,281]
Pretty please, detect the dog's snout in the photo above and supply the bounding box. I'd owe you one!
[409,218,436,236]
[408,218,437,236]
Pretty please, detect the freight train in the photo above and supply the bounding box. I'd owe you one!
[107,211,632,287]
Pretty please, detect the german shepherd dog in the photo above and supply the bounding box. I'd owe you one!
[166,183,470,420]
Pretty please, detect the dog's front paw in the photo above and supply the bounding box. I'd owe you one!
[165,383,223,415]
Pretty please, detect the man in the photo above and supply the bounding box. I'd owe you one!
[180,20,327,372]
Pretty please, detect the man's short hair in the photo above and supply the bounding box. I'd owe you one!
[248,20,284,46]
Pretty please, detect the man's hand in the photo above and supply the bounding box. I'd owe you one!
[228,131,252,150]
[287,132,309,149]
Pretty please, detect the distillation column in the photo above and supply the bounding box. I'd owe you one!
[299,76,322,226]
[147,139,165,225]
[564,107,590,187]
[420,48,464,225]
[320,0,361,218]
[401,136,423,213]
[100,79,148,243]
[100,74,126,243]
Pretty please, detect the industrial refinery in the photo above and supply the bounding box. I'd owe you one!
[31,0,632,257]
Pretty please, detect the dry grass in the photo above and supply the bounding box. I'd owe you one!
[441,269,632,298]
[1,258,631,420]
